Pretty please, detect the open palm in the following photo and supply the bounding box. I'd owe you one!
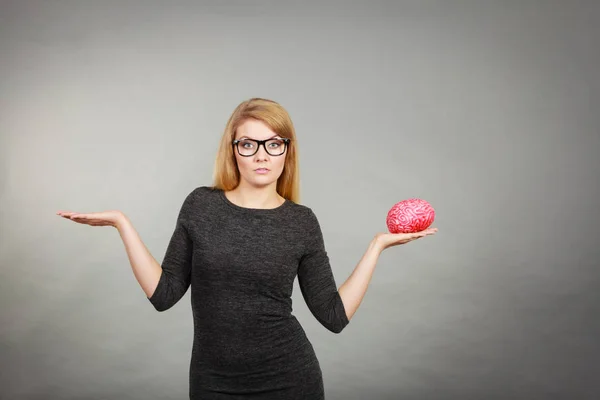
[56,210,123,227]
[375,227,438,251]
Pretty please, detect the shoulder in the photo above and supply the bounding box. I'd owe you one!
[287,202,321,229]
[185,185,218,200]
[179,185,216,211]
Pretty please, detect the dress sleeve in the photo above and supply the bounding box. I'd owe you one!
[148,189,196,311]
[297,208,350,333]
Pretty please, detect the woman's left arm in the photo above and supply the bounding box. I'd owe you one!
[298,207,437,332]
[338,228,437,321]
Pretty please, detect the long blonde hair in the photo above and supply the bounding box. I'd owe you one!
[212,98,300,204]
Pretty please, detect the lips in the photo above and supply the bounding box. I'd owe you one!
[254,168,270,174]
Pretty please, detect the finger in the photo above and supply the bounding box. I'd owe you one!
[61,213,82,220]
[61,212,85,218]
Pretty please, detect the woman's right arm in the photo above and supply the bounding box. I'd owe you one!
[115,214,163,299]
[117,190,195,311]
[58,189,196,311]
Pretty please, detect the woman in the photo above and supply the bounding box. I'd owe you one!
[57,98,437,399]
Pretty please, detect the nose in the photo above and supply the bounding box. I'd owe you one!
[254,142,270,158]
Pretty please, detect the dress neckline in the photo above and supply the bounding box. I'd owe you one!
[218,189,290,214]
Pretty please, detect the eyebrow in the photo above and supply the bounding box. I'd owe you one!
[238,135,281,140]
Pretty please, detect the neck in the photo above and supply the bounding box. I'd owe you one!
[228,182,284,209]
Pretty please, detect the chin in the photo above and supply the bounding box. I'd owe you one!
[254,179,278,187]
[244,175,280,188]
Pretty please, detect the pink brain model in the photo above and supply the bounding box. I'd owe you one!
[386,198,435,234]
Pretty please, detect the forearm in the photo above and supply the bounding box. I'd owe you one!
[338,237,384,321]
[115,214,163,298]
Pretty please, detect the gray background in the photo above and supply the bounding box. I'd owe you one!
[1,1,599,399]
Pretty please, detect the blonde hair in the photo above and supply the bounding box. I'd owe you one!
[212,98,300,204]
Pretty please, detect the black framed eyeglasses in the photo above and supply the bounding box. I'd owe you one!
[232,137,290,157]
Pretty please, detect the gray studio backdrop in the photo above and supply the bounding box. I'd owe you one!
[1,1,599,399]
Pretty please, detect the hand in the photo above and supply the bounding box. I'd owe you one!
[56,210,125,228]
[374,227,438,251]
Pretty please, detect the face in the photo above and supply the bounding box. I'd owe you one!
[233,119,287,190]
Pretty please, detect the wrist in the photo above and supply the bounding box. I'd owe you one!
[370,236,385,254]
[114,212,129,230]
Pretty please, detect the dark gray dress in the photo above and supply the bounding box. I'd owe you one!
[148,186,349,399]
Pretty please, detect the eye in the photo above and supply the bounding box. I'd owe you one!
[268,139,284,148]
